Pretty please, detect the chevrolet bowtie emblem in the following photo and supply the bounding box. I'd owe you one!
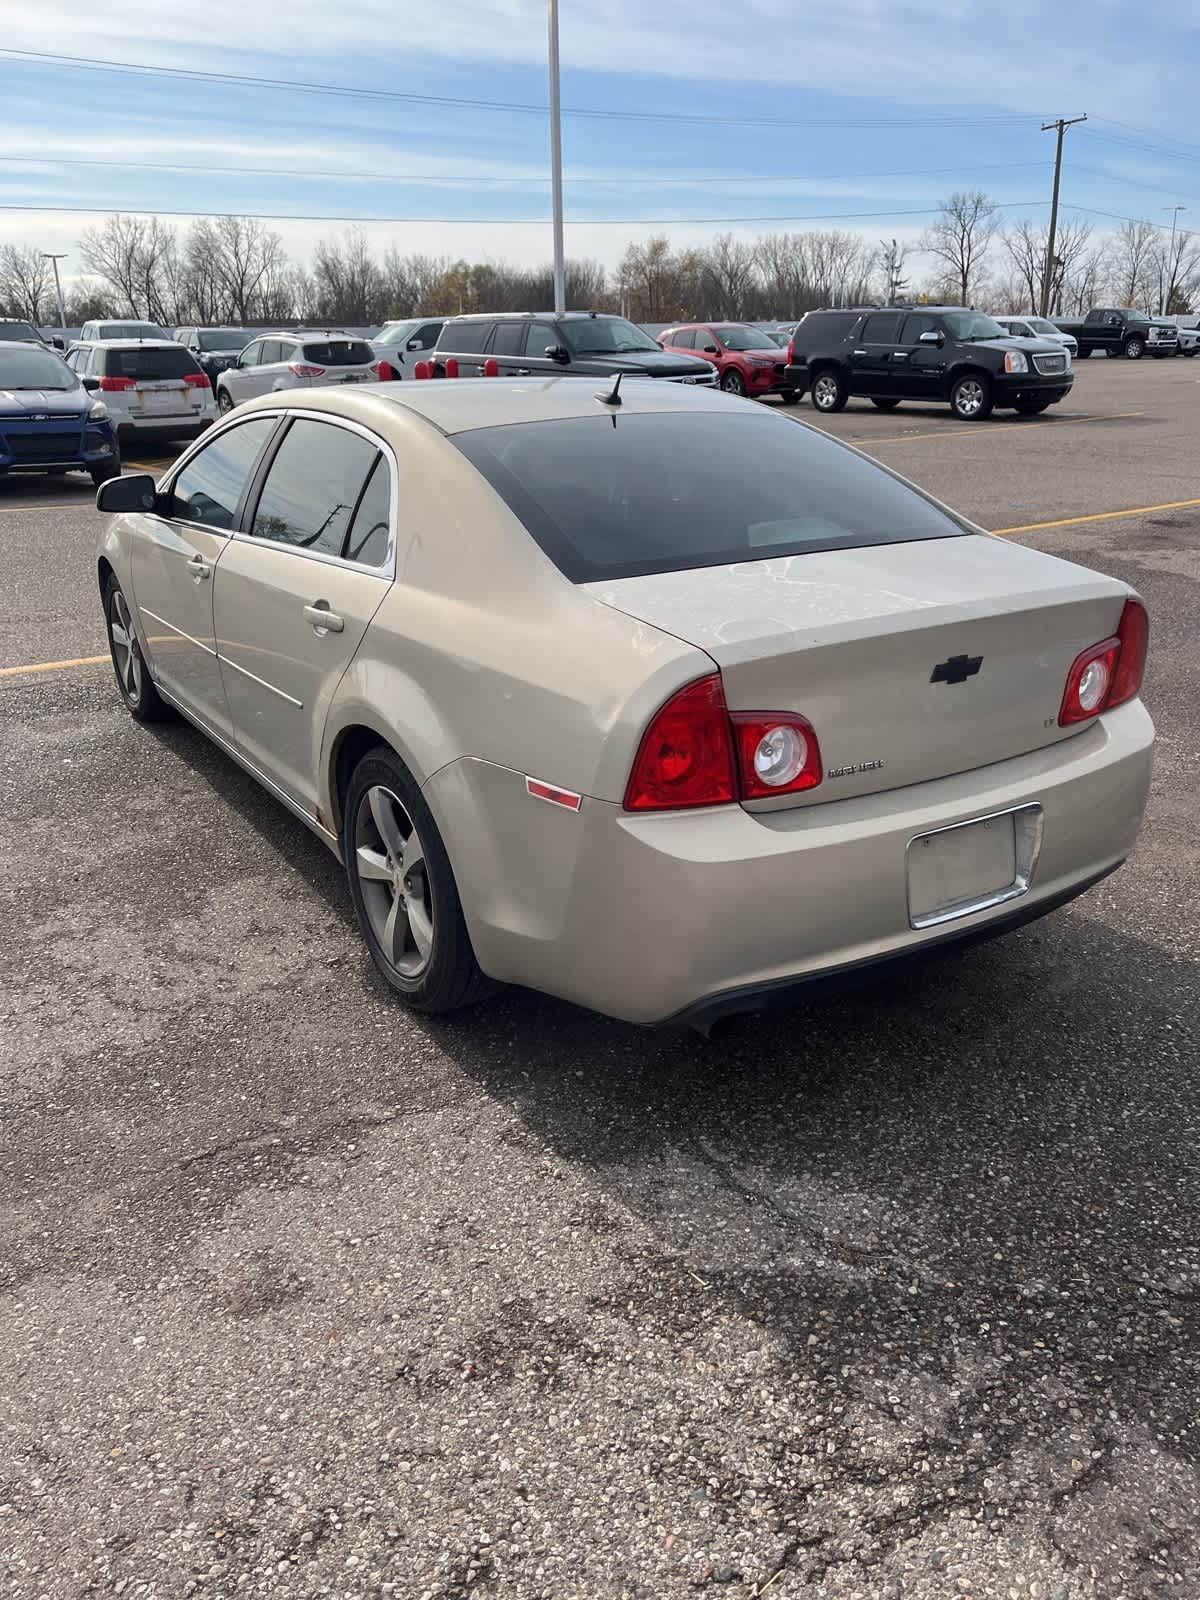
[931,654,983,685]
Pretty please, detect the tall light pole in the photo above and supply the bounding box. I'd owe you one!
[547,0,565,314]
[1162,205,1186,316]
[1039,113,1087,317]
[42,251,67,336]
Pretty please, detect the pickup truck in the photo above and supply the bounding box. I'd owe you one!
[1053,308,1178,360]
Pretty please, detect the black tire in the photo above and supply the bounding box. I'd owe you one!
[719,368,746,396]
[1185,348,1198,358]
[809,366,849,413]
[216,387,235,414]
[90,458,121,488]
[1123,337,1145,360]
[779,389,801,405]
[949,372,993,421]
[1104,347,1121,359]
[1014,398,1053,416]
[342,745,496,1015]
[102,572,171,723]
[870,397,901,410]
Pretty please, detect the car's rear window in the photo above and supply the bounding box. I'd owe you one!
[302,340,374,366]
[794,311,862,344]
[453,411,967,583]
[103,346,199,380]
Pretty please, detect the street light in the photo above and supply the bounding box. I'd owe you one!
[41,251,67,336]
[1162,206,1186,316]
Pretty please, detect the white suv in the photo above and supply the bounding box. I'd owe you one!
[79,319,170,342]
[65,339,215,443]
[370,318,445,379]
[215,331,382,411]
[994,315,1078,358]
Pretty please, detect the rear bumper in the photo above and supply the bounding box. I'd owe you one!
[427,700,1153,1025]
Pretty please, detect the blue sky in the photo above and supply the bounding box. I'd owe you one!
[0,0,1197,286]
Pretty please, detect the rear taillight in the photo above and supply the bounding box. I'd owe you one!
[288,362,325,378]
[730,712,823,799]
[624,675,823,812]
[183,371,210,388]
[1059,599,1149,726]
[98,375,135,392]
[785,338,794,364]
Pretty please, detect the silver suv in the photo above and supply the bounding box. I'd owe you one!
[215,331,382,412]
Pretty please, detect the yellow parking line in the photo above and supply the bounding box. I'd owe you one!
[847,409,1145,445]
[1,653,108,678]
[993,497,1200,536]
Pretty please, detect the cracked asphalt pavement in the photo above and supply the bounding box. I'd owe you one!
[1,359,1199,1598]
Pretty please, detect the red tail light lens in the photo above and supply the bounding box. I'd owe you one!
[1059,599,1149,725]
[98,375,135,392]
[288,363,325,378]
[183,371,210,388]
[624,675,736,811]
[730,712,823,799]
[625,677,824,811]
[785,338,795,364]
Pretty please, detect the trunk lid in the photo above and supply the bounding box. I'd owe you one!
[586,535,1130,807]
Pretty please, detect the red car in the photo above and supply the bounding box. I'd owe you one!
[657,323,798,401]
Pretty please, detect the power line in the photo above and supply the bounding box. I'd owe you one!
[1070,162,1198,206]
[0,48,1052,130]
[0,152,1053,186]
[0,200,1049,227]
[1089,116,1200,159]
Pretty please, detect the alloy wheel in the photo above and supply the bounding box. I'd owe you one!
[108,588,143,704]
[354,784,434,978]
[813,373,840,410]
[954,378,985,418]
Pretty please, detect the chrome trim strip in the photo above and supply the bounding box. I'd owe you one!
[139,605,217,658]
[156,682,339,852]
[906,802,1044,931]
[219,650,303,709]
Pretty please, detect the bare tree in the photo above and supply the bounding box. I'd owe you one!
[618,236,703,321]
[0,245,51,323]
[921,191,998,305]
[1108,220,1157,309]
[63,280,116,323]
[701,233,757,320]
[78,214,177,320]
[312,227,386,324]
[1150,226,1200,315]
[1002,221,1042,311]
[209,216,287,323]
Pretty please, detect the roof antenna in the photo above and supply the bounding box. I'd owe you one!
[595,370,623,407]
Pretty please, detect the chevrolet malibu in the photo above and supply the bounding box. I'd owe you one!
[94,379,1153,1026]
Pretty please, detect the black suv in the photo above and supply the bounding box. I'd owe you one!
[432,311,717,385]
[784,306,1073,421]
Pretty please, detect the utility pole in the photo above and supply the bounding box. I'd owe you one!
[42,251,68,336]
[547,0,566,315]
[1162,205,1186,315]
[1039,114,1086,317]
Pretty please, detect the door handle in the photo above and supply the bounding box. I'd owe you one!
[892,350,909,359]
[851,349,867,356]
[186,554,210,582]
[303,603,344,634]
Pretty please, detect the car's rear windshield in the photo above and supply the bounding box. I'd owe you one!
[103,347,199,380]
[99,324,166,339]
[197,329,248,351]
[302,340,374,366]
[453,411,967,583]
[0,347,77,390]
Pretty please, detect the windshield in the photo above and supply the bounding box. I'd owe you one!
[0,322,40,343]
[0,347,78,391]
[197,329,247,351]
[715,325,781,350]
[1027,318,1060,335]
[375,322,414,343]
[560,318,660,356]
[453,411,965,583]
[941,311,1006,341]
[100,323,167,340]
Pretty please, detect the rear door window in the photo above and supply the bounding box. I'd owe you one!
[671,328,696,349]
[103,346,199,381]
[900,312,943,343]
[343,455,391,567]
[258,340,285,366]
[302,339,374,366]
[861,311,904,343]
[490,323,527,357]
[168,417,277,530]
[249,419,380,557]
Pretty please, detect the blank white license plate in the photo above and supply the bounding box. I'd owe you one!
[137,389,179,413]
[907,813,1018,928]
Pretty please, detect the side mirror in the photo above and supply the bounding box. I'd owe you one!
[918,330,943,346]
[406,337,421,350]
[545,344,570,364]
[51,336,65,350]
[95,472,158,515]
[702,343,719,354]
[82,376,100,392]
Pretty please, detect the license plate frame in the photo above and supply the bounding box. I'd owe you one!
[906,803,1043,930]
